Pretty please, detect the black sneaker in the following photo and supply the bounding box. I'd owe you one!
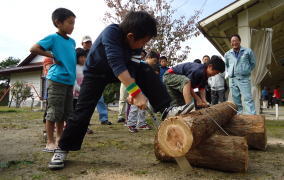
[117,118,126,123]
[101,120,112,125]
[48,149,68,170]
[161,102,194,120]
[86,128,94,134]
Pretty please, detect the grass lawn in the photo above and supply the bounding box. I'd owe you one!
[0,106,283,180]
[266,120,284,139]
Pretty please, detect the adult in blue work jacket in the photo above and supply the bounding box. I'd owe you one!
[225,34,256,114]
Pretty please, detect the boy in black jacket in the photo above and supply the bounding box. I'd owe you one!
[49,11,193,169]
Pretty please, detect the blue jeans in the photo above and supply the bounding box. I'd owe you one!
[96,96,108,122]
[229,77,256,114]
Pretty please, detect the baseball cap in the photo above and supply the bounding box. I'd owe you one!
[82,35,92,43]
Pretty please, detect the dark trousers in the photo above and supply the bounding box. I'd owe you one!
[59,61,171,151]
[73,99,78,110]
[43,100,48,123]
[211,89,225,105]
[274,98,281,105]
[205,88,211,104]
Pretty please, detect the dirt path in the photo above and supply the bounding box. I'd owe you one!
[0,110,284,180]
[268,137,284,145]
[0,128,42,162]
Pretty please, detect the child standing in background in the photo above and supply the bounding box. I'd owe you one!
[73,48,87,110]
[42,57,54,143]
[159,56,169,82]
[118,50,148,125]
[126,51,159,133]
[73,48,95,134]
[30,8,76,152]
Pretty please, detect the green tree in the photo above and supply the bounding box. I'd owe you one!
[0,57,20,105]
[103,83,120,104]
[10,81,32,108]
[0,56,20,69]
[103,0,200,65]
[0,57,20,86]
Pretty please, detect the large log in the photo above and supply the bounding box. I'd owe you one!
[157,102,237,157]
[154,135,249,172]
[224,114,267,150]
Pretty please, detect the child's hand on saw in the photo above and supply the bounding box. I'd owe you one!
[127,92,148,110]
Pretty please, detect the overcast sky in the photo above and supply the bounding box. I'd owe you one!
[0,0,235,62]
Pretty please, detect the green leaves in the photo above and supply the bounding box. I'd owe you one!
[10,81,33,108]
[0,57,20,88]
[103,82,120,104]
[0,57,20,69]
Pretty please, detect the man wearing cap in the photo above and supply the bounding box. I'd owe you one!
[81,35,92,51]
[80,35,111,127]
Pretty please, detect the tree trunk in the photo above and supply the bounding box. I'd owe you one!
[157,102,237,157]
[154,135,248,172]
[224,114,267,150]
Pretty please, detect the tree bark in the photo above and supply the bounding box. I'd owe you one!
[224,114,267,150]
[157,102,237,157]
[154,135,249,172]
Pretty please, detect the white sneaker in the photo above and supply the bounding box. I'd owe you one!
[48,149,68,169]
[161,103,194,120]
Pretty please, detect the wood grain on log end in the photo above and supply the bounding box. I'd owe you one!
[157,116,193,157]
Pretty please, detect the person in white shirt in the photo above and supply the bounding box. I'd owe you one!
[208,72,226,105]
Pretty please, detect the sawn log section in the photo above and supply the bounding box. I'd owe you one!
[154,135,248,172]
[224,114,267,150]
[156,102,237,157]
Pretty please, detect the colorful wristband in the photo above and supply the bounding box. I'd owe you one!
[126,82,142,97]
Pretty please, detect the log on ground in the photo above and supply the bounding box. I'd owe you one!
[157,102,237,157]
[224,114,267,150]
[155,135,249,172]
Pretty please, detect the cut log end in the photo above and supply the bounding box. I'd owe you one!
[157,116,193,157]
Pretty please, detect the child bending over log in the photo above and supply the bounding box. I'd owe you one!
[163,55,225,109]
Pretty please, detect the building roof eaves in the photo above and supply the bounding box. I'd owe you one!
[17,53,37,67]
[0,64,42,75]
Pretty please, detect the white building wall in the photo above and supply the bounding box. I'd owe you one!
[10,71,42,107]
[30,55,45,64]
